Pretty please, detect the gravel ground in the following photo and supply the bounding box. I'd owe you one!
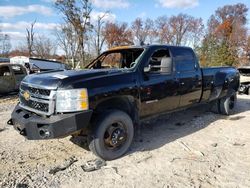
[0,94,250,188]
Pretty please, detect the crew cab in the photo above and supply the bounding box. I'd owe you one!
[9,45,240,160]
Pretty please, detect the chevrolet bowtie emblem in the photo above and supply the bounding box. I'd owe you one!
[23,91,31,101]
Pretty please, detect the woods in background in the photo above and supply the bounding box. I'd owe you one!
[199,3,249,67]
[0,1,249,68]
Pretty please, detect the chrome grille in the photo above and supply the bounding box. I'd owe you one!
[20,84,51,96]
[20,95,49,112]
[19,82,56,115]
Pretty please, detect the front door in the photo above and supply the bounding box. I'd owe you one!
[140,48,180,117]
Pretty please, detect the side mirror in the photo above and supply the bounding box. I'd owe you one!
[144,65,151,73]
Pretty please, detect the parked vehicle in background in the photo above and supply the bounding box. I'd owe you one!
[9,45,239,160]
[238,66,250,95]
[10,56,69,73]
[0,58,10,63]
[0,63,27,95]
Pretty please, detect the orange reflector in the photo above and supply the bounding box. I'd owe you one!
[80,90,88,99]
[81,101,88,109]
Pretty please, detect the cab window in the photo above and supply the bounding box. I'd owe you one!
[172,48,196,72]
[88,48,144,69]
[102,53,122,68]
[147,49,172,74]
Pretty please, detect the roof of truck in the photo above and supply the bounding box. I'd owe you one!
[107,45,144,51]
[107,44,192,52]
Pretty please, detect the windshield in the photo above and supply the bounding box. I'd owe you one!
[87,48,145,70]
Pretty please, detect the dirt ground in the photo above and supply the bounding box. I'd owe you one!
[0,95,250,188]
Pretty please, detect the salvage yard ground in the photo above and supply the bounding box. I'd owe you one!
[0,95,250,188]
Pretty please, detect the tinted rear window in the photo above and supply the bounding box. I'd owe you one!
[172,48,196,72]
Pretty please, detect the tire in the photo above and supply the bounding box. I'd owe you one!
[209,99,220,114]
[219,93,237,115]
[88,110,134,160]
[239,84,246,94]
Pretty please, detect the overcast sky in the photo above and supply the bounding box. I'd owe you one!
[0,0,249,50]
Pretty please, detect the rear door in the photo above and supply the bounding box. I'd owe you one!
[171,47,202,107]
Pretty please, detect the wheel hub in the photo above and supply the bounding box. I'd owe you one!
[104,123,127,149]
[111,128,126,146]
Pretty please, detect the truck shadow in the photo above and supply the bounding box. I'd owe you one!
[129,96,250,154]
[70,96,250,157]
[0,92,18,98]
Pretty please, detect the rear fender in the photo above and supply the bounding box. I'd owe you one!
[209,71,226,101]
[209,70,239,101]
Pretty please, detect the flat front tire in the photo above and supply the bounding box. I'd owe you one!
[88,110,134,160]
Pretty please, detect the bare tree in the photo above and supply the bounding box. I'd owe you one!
[131,18,157,45]
[131,18,146,45]
[103,22,133,48]
[155,14,204,46]
[155,16,173,44]
[33,35,57,59]
[55,0,92,66]
[0,31,11,57]
[145,18,157,44]
[55,24,78,68]
[188,18,204,48]
[168,14,203,46]
[91,12,109,56]
[26,20,36,57]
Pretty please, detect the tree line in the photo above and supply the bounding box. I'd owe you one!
[0,0,249,68]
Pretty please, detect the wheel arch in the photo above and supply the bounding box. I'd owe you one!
[92,95,140,125]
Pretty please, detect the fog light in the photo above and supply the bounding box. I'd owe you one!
[39,128,50,138]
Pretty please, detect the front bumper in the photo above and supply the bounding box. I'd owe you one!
[9,105,93,140]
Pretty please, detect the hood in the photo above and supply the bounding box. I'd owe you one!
[22,69,124,89]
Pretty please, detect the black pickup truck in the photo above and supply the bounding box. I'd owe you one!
[9,45,239,160]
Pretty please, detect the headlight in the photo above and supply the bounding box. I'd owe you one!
[56,88,89,113]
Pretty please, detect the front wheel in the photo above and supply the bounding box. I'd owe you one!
[219,93,237,115]
[88,110,134,160]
